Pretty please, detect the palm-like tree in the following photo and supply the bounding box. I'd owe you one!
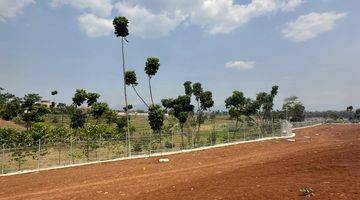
[113,16,131,156]
[51,90,58,106]
[145,57,160,105]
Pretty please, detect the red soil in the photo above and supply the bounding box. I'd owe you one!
[0,124,359,200]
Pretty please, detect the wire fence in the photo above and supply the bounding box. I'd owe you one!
[291,118,325,128]
[1,120,295,175]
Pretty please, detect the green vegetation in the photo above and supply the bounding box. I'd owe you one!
[1,16,355,174]
[283,96,305,122]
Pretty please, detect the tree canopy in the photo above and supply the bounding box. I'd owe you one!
[72,89,87,107]
[113,16,129,38]
[145,57,160,77]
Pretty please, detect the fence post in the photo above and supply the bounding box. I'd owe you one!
[70,138,73,164]
[128,133,131,158]
[37,139,41,169]
[227,131,230,143]
[2,144,5,174]
[171,132,174,151]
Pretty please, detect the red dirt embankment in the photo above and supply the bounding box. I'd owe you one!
[0,124,359,200]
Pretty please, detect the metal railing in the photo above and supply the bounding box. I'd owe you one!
[1,121,293,175]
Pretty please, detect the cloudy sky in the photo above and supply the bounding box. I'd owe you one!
[0,0,359,111]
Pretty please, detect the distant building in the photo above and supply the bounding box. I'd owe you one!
[117,112,169,117]
[40,100,51,108]
[117,112,148,116]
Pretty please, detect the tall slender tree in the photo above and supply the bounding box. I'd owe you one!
[145,57,160,105]
[192,82,203,142]
[51,90,58,107]
[113,16,131,156]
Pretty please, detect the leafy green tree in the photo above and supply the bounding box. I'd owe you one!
[0,128,18,145]
[72,89,87,107]
[198,90,214,143]
[346,105,354,121]
[1,97,22,120]
[78,123,103,160]
[242,98,260,122]
[113,16,131,155]
[49,126,72,164]
[225,91,246,131]
[162,95,194,147]
[22,104,50,129]
[256,85,279,121]
[145,57,160,105]
[0,88,15,117]
[104,109,118,125]
[282,96,305,122]
[184,81,193,96]
[192,83,203,101]
[10,130,32,170]
[91,102,109,122]
[148,104,165,143]
[56,103,67,125]
[86,92,100,106]
[70,108,86,129]
[125,70,149,108]
[199,91,214,111]
[355,109,360,120]
[115,116,127,133]
[192,82,203,140]
[346,106,353,112]
[22,93,41,110]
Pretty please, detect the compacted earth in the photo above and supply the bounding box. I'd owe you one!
[0,124,359,200]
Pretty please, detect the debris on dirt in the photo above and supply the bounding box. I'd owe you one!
[300,187,315,197]
[287,139,296,142]
[159,158,170,163]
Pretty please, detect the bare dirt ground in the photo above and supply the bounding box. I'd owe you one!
[0,119,25,131]
[0,124,359,200]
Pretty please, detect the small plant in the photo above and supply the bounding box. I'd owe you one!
[300,187,315,197]
[164,141,173,149]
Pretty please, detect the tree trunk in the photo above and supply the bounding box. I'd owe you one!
[132,86,149,108]
[121,37,131,157]
[148,76,154,105]
[196,100,201,145]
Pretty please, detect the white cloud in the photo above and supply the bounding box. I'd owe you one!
[280,0,304,12]
[77,13,113,37]
[114,2,186,38]
[50,0,113,17]
[0,0,35,22]
[282,11,347,42]
[226,60,255,70]
[110,0,303,37]
[190,0,304,34]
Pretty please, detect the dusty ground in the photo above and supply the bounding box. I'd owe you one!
[0,124,359,200]
[0,119,25,131]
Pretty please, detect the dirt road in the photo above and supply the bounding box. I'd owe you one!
[0,124,359,199]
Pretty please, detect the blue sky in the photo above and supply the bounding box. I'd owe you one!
[0,0,359,111]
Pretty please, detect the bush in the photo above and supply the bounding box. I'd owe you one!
[0,128,18,145]
[165,141,173,149]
